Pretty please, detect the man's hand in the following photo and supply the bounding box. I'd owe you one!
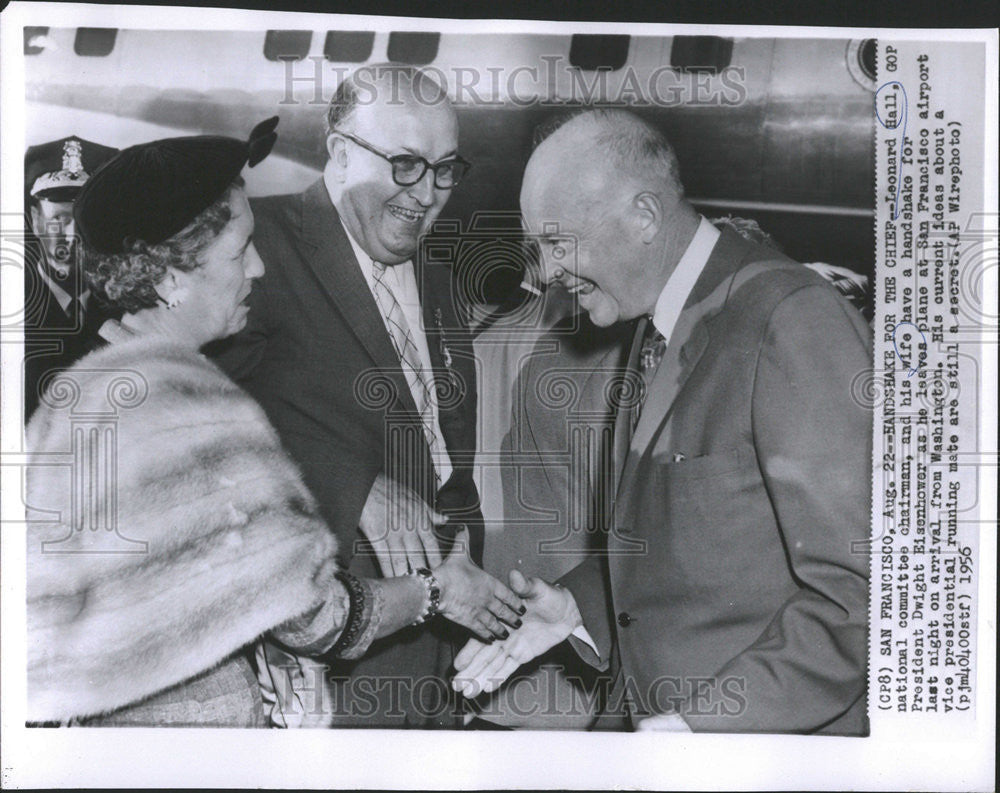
[434,527,525,641]
[358,472,445,577]
[451,569,582,697]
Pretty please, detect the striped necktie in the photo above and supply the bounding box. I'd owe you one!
[370,259,442,485]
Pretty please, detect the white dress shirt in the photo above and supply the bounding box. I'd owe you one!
[650,216,721,341]
[326,178,453,485]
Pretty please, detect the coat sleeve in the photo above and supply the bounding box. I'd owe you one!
[25,344,341,722]
[560,555,614,671]
[681,284,873,732]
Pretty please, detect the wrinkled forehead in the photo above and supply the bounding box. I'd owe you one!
[351,93,458,157]
[521,157,592,233]
[34,198,76,219]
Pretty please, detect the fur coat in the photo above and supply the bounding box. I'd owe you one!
[26,336,339,723]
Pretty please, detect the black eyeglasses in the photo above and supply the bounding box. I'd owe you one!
[333,130,471,189]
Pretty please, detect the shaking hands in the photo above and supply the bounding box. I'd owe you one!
[452,569,583,698]
[434,527,526,642]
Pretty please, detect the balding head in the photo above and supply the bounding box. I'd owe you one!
[520,109,698,326]
[526,109,685,222]
[327,63,452,135]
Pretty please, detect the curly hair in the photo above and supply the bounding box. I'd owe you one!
[84,180,243,313]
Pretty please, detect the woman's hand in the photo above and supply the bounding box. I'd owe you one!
[451,570,582,698]
[433,527,526,641]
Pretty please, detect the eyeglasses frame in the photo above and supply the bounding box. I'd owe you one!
[331,129,471,189]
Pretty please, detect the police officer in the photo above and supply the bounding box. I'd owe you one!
[23,136,119,419]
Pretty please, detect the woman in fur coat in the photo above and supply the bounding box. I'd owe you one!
[26,120,524,727]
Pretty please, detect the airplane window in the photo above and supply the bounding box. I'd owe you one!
[670,36,733,74]
[74,28,117,57]
[24,26,48,55]
[568,34,630,71]
[324,31,375,62]
[386,32,439,65]
[264,30,313,61]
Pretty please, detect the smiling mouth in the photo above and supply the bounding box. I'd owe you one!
[387,205,426,223]
[566,281,596,295]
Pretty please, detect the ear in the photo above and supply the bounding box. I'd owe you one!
[28,204,43,235]
[154,268,183,301]
[630,191,662,244]
[325,134,350,180]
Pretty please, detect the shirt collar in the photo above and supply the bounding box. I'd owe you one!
[650,216,720,340]
[36,261,88,314]
[323,169,412,275]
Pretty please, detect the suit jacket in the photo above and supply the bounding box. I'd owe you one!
[22,247,118,421]
[211,179,482,727]
[562,228,873,734]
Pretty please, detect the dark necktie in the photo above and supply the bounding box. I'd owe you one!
[632,320,666,430]
[70,297,106,350]
[69,297,86,325]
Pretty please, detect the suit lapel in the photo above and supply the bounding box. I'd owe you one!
[298,180,421,419]
[615,229,751,499]
[418,259,479,489]
[616,307,711,494]
[582,329,632,531]
[416,259,446,388]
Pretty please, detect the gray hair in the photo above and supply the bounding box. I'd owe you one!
[534,108,684,196]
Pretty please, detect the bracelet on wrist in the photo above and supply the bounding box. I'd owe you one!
[411,567,441,625]
[329,571,367,657]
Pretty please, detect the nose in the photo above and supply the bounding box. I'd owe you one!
[406,168,436,207]
[538,251,566,286]
[244,241,265,279]
[62,217,76,239]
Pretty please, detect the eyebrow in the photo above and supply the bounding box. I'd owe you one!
[399,145,459,162]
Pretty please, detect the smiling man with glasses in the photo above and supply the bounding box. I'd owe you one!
[213,64,510,729]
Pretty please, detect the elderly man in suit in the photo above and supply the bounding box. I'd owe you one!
[212,64,521,728]
[23,136,119,420]
[453,109,872,735]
